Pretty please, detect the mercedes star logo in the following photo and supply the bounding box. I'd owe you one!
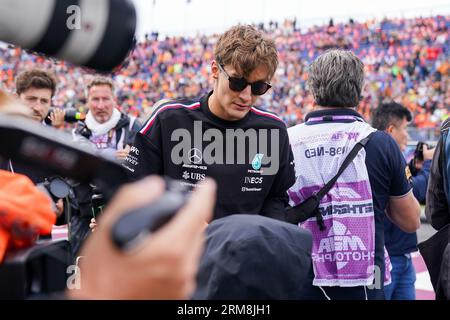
[188,148,203,164]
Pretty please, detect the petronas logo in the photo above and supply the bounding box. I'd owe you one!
[252,154,264,170]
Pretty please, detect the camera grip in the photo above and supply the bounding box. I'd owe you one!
[111,190,187,252]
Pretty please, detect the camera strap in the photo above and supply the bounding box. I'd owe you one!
[286,132,375,230]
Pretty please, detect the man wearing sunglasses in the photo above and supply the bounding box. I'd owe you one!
[124,25,295,222]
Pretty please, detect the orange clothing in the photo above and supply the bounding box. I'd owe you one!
[0,171,55,263]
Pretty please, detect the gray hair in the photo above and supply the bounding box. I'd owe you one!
[307,49,364,108]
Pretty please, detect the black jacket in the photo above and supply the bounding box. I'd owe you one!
[426,118,450,230]
[124,93,296,221]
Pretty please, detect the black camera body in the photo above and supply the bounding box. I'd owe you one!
[408,141,433,176]
[36,176,72,221]
[44,108,85,125]
[90,184,106,217]
[75,121,92,140]
[62,109,85,123]
[0,240,71,299]
[415,142,428,161]
[0,116,128,298]
[111,180,190,251]
[39,176,71,203]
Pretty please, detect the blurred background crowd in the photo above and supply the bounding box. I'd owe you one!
[0,15,448,140]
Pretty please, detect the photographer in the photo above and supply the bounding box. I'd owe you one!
[0,89,57,263]
[70,76,141,257]
[1,69,69,224]
[372,101,435,300]
[14,68,65,128]
[286,51,420,300]
[73,76,141,161]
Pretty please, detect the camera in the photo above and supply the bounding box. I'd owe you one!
[0,0,137,298]
[90,184,106,218]
[111,179,190,251]
[408,141,434,176]
[0,115,192,297]
[38,176,71,203]
[75,120,92,139]
[36,176,72,226]
[44,108,85,125]
[0,115,129,298]
[0,0,136,72]
[62,109,86,122]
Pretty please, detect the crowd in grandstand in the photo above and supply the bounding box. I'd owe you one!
[0,15,448,128]
[1,11,449,301]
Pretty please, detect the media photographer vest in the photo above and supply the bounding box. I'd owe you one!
[288,115,378,287]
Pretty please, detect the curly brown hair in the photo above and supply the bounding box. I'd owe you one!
[214,25,278,80]
[15,69,57,97]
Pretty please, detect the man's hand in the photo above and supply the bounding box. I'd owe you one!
[89,218,97,232]
[48,109,66,128]
[67,176,216,300]
[422,144,435,162]
[115,145,131,161]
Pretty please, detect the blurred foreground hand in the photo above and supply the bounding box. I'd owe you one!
[67,176,216,300]
[0,89,33,118]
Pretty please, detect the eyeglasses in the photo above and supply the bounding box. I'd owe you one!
[218,63,272,96]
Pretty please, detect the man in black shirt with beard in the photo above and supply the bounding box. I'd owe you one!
[124,25,295,221]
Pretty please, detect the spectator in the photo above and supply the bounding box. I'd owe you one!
[1,16,448,132]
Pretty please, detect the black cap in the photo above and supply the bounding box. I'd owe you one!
[193,214,313,299]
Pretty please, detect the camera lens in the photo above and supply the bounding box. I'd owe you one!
[0,0,137,72]
[49,177,71,198]
[64,109,85,122]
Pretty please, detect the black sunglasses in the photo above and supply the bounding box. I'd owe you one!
[218,64,272,96]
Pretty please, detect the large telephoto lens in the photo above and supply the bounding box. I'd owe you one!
[0,0,137,72]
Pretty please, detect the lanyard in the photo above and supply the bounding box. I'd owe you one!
[307,115,365,124]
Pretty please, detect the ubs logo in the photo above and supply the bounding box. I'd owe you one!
[183,171,206,181]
